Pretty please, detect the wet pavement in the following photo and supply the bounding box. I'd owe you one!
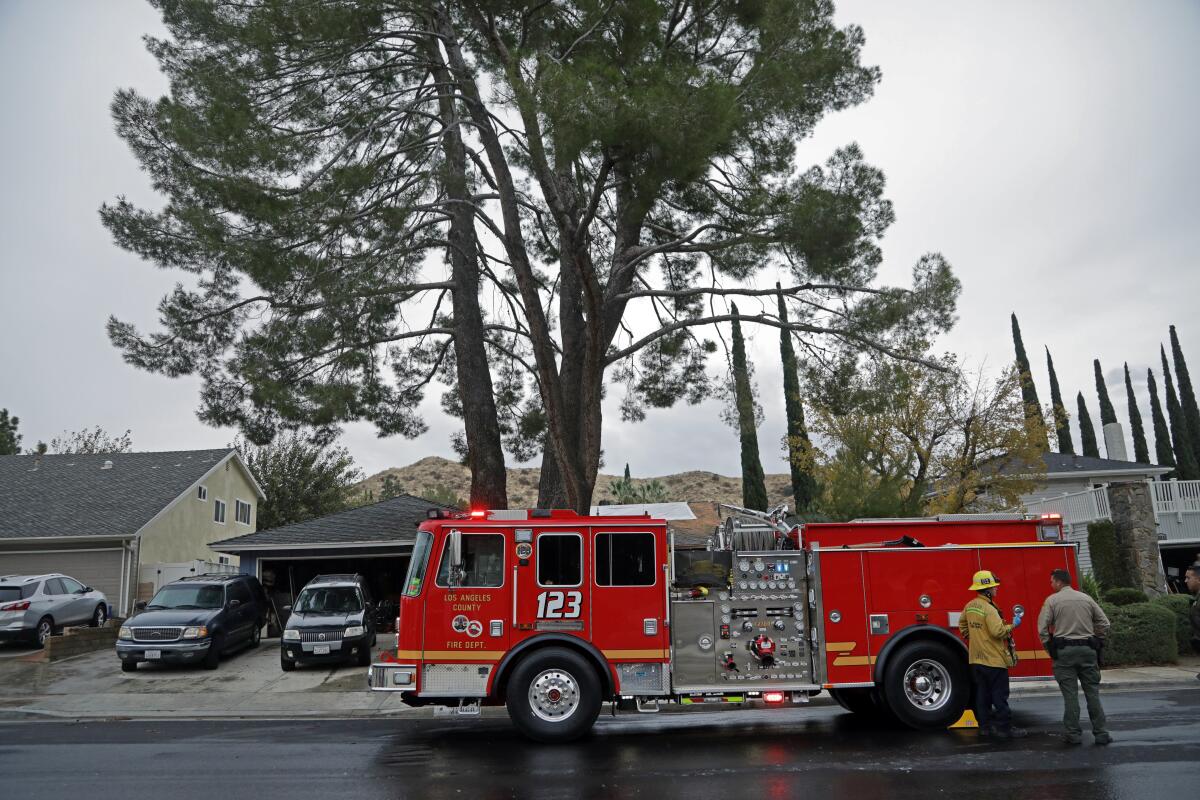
[0,686,1196,800]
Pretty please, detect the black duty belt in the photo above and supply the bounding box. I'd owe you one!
[1055,638,1092,647]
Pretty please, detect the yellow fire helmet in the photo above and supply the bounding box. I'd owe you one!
[969,570,1000,591]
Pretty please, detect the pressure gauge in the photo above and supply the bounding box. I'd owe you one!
[792,602,804,615]
[720,604,731,614]
[722,615,732,624]
[767,581,778,590]
[753,559,766,572]
[738,581,748,590]
[738,559,751,572]
[718,592,729,601]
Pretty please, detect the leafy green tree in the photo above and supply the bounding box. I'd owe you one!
[608,464,670,504]
[379,475,404,501]
[729,303,768,511]
[1045,348,1073,454]
[235,433,362,531]
[777,285,818,513]
[104,0,959,514]
[1169,325,1200,468]
[1094,359,1117,429]
[1076,393,1100,458]
[47,427,133,454]
[418,484,467,510]
[0,410,20,456]
[1147,368,1176,469]
[1011,314,1048,449]
[1160,346,1199,479]
[1124,363,1150,464]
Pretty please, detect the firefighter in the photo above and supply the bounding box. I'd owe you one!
[1185,564,1200,680]
[1037,569,1111,745]
[958,570,1026,739]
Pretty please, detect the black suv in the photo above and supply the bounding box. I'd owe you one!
[116,574,268,671]
[281,574,376,670]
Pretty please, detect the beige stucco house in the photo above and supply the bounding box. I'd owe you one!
[0,449,264,615]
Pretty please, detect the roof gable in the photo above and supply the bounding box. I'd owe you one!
[0,449,238,541]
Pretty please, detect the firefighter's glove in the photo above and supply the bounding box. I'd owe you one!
[1012,611,1024,628]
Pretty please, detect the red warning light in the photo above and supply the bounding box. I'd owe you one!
[469,509,487,519]
[763,691,785,704]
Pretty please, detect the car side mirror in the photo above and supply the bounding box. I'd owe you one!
[134,601,147,612]
[282,604,292,613]
[81,586,92,594]
[447,529,464,588]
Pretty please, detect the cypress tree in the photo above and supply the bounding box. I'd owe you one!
[730,302,769,510]
[1169,325,1200,468]
[1077,393,1100,458]
[1160,346,1200,479]
[1147,368,1176,469]
[1011,314,1049,449]
[1045,348,1074,454]
[1093,359,1117,426]
[777,285,818,513]
[1124,363,1150,464]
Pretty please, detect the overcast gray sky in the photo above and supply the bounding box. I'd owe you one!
[1,1,1198,479]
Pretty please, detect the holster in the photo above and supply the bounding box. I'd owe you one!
[1089,636,1105,669]
[1045,638,1058,660]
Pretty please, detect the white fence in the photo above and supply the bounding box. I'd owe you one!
[1151,479,1200,515]
[1021,487,1111,525]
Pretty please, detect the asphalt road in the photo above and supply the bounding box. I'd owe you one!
[1,687,1197,800]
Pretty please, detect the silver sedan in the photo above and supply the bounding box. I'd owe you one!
[0,573,110,647]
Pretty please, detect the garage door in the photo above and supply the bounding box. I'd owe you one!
[0,549,125,606]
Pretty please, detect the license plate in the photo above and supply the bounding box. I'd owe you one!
[144,650,161,660]
[313,645,330,655]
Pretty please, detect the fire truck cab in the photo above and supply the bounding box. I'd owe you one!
[368,507,1074,742]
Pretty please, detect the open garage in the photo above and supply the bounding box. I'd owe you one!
[213,494,443,632]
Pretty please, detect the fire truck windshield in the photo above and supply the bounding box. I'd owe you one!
[404,531,434,596]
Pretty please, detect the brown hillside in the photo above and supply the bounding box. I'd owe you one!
[357,456,795,508]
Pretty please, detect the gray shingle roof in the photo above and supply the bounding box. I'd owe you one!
[213,494,444,551]
[1041,452,1170,475]
[0,449,237,540]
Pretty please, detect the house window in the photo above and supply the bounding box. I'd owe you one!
[235,499,252,525]
[197,485,208,501]
[213,499,226,524]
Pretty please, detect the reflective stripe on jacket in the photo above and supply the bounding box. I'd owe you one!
[958,595,1014,668]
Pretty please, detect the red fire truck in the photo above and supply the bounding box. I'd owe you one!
[368,505,1074,742]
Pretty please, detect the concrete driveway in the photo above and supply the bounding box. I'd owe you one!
[0,633,412,719]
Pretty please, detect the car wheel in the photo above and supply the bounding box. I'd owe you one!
[249,624,261,649]
[34,617,53,648]
[280,654,295,672]
[506,647,602,743]
[202,635,223,670]
[121,660,137,673]
[91,604,107,628]
[881,639,969,730]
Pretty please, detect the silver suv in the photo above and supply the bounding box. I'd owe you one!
[0,574,110,647]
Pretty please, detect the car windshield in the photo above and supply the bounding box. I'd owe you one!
[294,587,361,614]
[147,585,224,609]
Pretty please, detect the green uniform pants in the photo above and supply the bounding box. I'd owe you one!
[1053,645,1107,737]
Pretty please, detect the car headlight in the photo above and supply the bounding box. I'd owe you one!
[181,626,208,639]
[118,626,133,640]
[282,629,300,641]
[345,626,365,638]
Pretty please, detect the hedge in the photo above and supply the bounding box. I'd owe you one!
[1087,520,1133,589]
[1151,594,1195,656]
[1100,602,1177,666]
[1103,587,1149,606]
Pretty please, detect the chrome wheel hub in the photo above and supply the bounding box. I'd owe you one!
[903,659,951,711]
[528,669,580,723]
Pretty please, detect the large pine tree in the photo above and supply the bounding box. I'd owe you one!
[1147,368,1176,469]
[1045,348,1074,454]
[1124,363,1150,464]
[777,285,817,513]
[1093,359,1117,426]
[1161,346,1200,479]
[1077,392,1100,458]
[1011,314,1049,448]
[1169,325,1200,469]
[730,302,769,510]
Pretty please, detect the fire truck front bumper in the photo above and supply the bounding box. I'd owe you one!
[368,662,417,692]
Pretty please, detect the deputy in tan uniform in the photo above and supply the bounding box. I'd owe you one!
[1037,568,1111,745]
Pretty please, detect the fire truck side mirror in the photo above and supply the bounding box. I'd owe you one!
[447,529,464,587]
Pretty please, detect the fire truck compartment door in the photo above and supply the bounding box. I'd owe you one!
[671,600,718,687]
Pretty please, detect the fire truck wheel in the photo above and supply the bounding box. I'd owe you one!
[828,687,892,719]
[881,639,968,730]
[506,647,602,743]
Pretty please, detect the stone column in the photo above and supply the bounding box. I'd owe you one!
[1106,481,1167,597]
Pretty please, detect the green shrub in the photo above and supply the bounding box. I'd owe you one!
[1087,521,1133,589]
[1080,572,1102,601]
[1151,594,1195,656]
[1100,602,1177,666]
[1102,587,1149,606]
